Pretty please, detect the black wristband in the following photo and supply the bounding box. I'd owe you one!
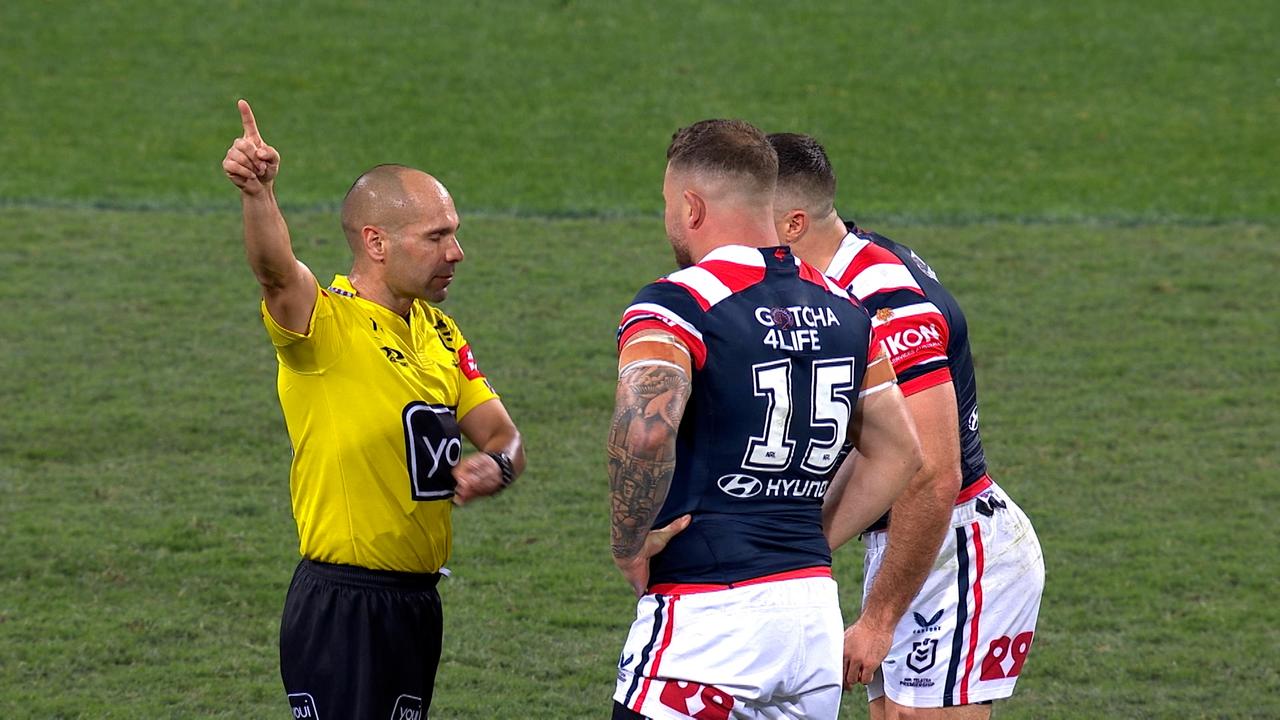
[486,451,515,488]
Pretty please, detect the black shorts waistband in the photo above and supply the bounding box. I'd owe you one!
[299,559,441,590]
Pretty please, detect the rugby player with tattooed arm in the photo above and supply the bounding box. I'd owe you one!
[606,119,921,720]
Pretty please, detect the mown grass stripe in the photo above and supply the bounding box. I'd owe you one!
[0,196,1274,229]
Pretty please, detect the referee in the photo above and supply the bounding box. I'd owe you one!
[222,100,526,719]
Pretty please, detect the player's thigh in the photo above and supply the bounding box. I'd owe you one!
[884,698,991,720]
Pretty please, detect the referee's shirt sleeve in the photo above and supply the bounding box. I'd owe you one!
[446,317,499,421]
[260,283,343,374]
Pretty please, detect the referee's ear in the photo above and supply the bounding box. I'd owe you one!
[360,224,390,264]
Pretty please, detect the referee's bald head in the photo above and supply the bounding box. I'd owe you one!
[341,165,448,253]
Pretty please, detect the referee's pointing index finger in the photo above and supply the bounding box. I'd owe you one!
[238,99,261,141]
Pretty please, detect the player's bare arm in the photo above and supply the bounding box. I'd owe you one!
[607,330,693,595]
[823,381,921,553]
[843,381,962,690]
[452,398,526,506]
[222,99,316,334]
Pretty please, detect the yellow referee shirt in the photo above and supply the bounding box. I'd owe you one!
[262,275,498,573]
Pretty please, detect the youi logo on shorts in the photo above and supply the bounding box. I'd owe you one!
[287,693,318,719]
[717,474,763,498]
[390,694,423,720]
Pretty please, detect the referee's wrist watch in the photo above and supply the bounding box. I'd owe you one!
[485,451,516,488]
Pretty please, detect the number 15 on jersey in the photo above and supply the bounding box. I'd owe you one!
[742,357,856,475]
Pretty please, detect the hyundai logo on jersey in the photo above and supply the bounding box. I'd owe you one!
[716,474,763,498]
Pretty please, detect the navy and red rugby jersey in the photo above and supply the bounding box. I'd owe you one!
[824,222,991,524]
[617,244,894,586]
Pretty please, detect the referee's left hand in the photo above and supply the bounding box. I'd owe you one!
[452,452,504,506]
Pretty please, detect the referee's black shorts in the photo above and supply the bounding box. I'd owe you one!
[280,559,442,720]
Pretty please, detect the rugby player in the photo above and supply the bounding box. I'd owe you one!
[607,119,922,719]
[769,132,1045,719]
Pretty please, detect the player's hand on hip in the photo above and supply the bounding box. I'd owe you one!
[222,99,280,196]
[614,514,692,597]
[842,618,893,690]
[451,452,505,506]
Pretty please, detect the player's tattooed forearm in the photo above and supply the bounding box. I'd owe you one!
[608,449,673,558]
[607,364,690,559]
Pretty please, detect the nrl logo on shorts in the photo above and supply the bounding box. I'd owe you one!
[716,473,763,498]
[907,638,938,673]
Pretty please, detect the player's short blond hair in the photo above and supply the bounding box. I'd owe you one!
[666,119,778,199]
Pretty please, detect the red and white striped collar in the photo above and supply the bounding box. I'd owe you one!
[823,230,869,281]
[691,244,769,268]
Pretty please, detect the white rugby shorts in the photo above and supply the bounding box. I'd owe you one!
[864,479,1045,708]
[614,568,844,720]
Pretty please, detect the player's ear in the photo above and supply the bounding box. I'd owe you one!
[781,209,808,243]
[684,190,706,230]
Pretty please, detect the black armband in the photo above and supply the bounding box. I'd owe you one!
[486,451,516,488]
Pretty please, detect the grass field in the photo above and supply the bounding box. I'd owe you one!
[1,1,1277,718]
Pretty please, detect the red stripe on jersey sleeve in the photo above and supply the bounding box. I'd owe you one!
[618,319,707,369]
[698,259,767,293]
[874,310,950,377]
[899,366,953,397]
[658,278,712,311]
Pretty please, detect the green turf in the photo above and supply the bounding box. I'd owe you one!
[2,0,1277,717]
[1,0,1275,221]
[2,207,1276,717]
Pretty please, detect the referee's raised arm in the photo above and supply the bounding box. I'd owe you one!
[222,99,317,334]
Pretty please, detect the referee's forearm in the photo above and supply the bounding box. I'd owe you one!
[240,186,298,289]
[484,429,526,478]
